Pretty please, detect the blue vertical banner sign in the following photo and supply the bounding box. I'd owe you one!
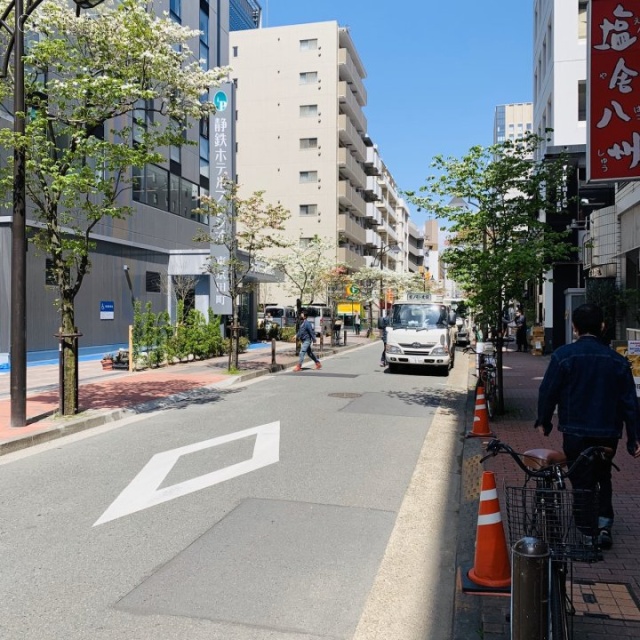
[209,81,235,315]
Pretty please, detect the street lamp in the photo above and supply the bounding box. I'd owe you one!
[1,0,106,427]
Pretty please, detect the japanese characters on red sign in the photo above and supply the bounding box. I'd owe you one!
[588,1,640,182]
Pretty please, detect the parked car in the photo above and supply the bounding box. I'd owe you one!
[455,318,470,346]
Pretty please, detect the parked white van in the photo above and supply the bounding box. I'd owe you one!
[264,306,297,328]
[304,305,332,337]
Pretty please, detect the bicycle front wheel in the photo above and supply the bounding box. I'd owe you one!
[549,563,570,640]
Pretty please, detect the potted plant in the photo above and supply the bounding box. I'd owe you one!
[101,353,114,370]
[113,349,130,370]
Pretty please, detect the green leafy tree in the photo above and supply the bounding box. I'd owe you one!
[195,180,290,370]
[406,133,572,413]
[0,0,228,414]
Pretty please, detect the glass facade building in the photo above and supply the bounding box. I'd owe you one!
[230,0,261,31]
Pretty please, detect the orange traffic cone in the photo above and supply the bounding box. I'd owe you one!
[466,383,494,438]
[462,471,511,593]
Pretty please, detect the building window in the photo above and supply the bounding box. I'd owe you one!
[578,1,588,40]
[170,0,181,22]
[299,204,317,216]
[299,104,318,117]
[578,80,587,121]
[299,171,318,183]
[146,271,161,293]
[146,164,169,209]
[133,99,153,145]
[133,165,207,224]
[299,71,318,85]
[233,46,238,57]
[299,137,318,149]
[132,164,169,211]
[300,38,318,50]
[199,8,209,69]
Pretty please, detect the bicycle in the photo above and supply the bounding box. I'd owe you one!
[463,344,498,418]
[481,438,617,640]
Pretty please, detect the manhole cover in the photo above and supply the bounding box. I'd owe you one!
[328,392,362,398]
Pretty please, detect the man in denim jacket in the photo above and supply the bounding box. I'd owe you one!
[293,311,321,372]
[537,303,640,549]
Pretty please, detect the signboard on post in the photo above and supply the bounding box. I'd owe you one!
[100,301,114,320]
[588,1,640,182]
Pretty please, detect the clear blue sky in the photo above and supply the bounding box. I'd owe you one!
[262,0,533,225]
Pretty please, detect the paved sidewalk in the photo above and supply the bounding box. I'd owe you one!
[0,333,372,455]
[454,348,640,639]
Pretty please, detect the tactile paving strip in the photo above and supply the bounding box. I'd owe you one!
[571,581,640,621]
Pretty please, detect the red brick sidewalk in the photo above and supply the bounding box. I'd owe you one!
[457,349,640,639]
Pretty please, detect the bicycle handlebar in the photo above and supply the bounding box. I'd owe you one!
[480,438,619,478]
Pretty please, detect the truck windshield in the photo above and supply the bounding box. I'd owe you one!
[391,304,447,328]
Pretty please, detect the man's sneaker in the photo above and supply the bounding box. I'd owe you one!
[293,365,302,372]
[315,362,322,369]
[598,528,613,550]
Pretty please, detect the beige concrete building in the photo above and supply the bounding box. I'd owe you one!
[229,21,413,304]
[493,102,533,144]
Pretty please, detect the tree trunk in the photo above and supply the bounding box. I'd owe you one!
[495,301,505,416]
[60,300,79,416]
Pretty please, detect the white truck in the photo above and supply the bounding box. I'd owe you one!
[383,293,458,375]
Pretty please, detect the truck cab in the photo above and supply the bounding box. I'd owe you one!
[384,293,458,375]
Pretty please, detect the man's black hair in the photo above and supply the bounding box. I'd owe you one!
[572,303,603,336]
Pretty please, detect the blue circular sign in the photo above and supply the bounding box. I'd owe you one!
[213,91,228,112]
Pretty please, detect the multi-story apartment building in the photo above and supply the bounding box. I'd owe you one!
[532,0,614,350]
[493,102,533,144]
[229,22,410,306]
[0,1,265,359]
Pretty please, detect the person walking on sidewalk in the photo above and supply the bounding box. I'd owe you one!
[379,315,389,367]
[293,311,321,371]
[536,303,640,549]
[515,308,527,352]
[354,313,361,335]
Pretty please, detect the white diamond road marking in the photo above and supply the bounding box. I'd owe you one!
[94,422,280,526]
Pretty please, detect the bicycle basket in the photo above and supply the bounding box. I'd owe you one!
[504,486,600,562]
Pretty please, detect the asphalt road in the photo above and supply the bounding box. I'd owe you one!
[0,343,469,640]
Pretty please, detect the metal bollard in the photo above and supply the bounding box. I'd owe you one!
[319,333,324,354]
[511,537,549,640]
[343,329,347,346]
[271,338,277,365]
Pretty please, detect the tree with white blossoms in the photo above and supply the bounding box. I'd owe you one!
[195,180,290,371]
[268,236,335,310]
[0,0,228,415]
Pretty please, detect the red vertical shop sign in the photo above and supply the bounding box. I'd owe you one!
[588,1,640,182]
